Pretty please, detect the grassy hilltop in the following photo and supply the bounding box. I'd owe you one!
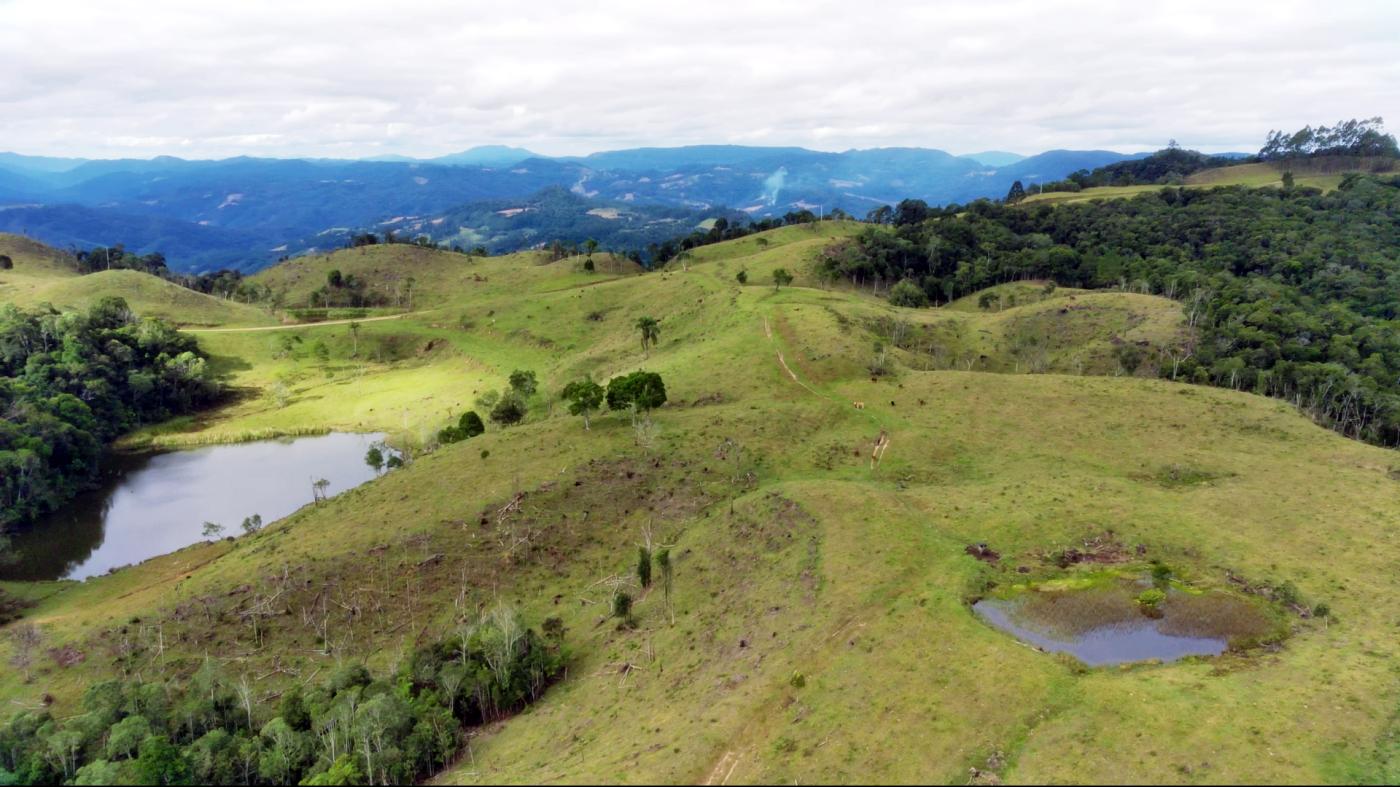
[1021,156,1398,206]
[2,222,1399,783]
[0,234,273,327]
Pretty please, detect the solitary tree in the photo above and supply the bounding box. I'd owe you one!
[584,239,599,258]
[348,321,361,357]
[561,378,605,430]
[772,268,793,290]
[508,369,538,398]
[201,521,225,539]
[606,371,668,424]
[8,623,43,683]
[736,269,748,284]
[635,316,661,356]
[240,514,263,535]
[365,445,384,475]
[1005,180,1027,204]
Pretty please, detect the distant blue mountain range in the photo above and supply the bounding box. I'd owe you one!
[0,143,1150,272]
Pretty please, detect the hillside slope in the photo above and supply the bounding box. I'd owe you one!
[0,234,270,326]
[1,227,1398,784]
[1021,156,1397,205]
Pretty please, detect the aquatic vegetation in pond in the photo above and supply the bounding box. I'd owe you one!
[973,575,1280,666]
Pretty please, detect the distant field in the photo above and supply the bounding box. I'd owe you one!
[1021,157,1395,206]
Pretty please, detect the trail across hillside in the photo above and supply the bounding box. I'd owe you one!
[185,312,411,333]
[762,312,889,464]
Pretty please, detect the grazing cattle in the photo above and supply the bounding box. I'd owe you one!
[852,401,865,409]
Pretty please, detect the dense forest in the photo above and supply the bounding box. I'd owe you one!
[0,297,217,528]
[1032,144,1238,193]
[822,175,1400,445]
[0,609,566,785]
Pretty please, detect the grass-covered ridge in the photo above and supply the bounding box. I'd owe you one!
[0,224,1398,783]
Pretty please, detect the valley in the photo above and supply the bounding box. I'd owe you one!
[2,192,1399,782]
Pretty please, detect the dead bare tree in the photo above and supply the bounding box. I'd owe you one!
[8,623,43,683]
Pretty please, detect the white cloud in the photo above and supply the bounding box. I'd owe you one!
[0,0,1396,158]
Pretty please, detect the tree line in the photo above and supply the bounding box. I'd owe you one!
[1259,117,1400,161]
[71,246,274,305]
[1008,119,1398,197]
[820,175,1400,446]
[0,297,218,529]
[0,607,565,785]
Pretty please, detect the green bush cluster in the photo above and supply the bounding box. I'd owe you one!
[437,411,485,444]
[0,609,565,785]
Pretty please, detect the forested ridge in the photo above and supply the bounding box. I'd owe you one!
[822,175,1400,445]
[0,297,217,528]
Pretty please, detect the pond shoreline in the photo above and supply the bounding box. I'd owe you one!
[0,432,390,583]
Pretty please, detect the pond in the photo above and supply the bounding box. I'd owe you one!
[0,432,389,582]
[972,577,1277,666]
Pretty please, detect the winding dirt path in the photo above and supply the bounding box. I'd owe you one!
[185,312,412,333]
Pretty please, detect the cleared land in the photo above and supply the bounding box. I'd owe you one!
[2,224,1398,784]
[1021,157,1396,206]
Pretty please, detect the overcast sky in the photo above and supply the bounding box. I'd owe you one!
[1,0,1397,160]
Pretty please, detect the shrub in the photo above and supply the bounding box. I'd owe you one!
[1150,562,1173,584]
[459,411,485,438]
[508,369,538,398]
[637,546,652,588]
[612,591,633,619]
[888,279,929,308]
[490,393,527,426]
[1136,588,1166,609]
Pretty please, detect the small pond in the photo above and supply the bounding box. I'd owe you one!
[0,432,389,582]
[973,577,1277,666]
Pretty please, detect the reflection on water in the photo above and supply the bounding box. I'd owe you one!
[0,433,388,582]
[973,580,1274,666]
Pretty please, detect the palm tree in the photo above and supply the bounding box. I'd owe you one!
[635,316,660,356]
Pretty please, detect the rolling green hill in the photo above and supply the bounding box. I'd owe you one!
[1021,156,1396,205]
[0,232,81,302]
[0,234,273,327]
[2,227,1399,784]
